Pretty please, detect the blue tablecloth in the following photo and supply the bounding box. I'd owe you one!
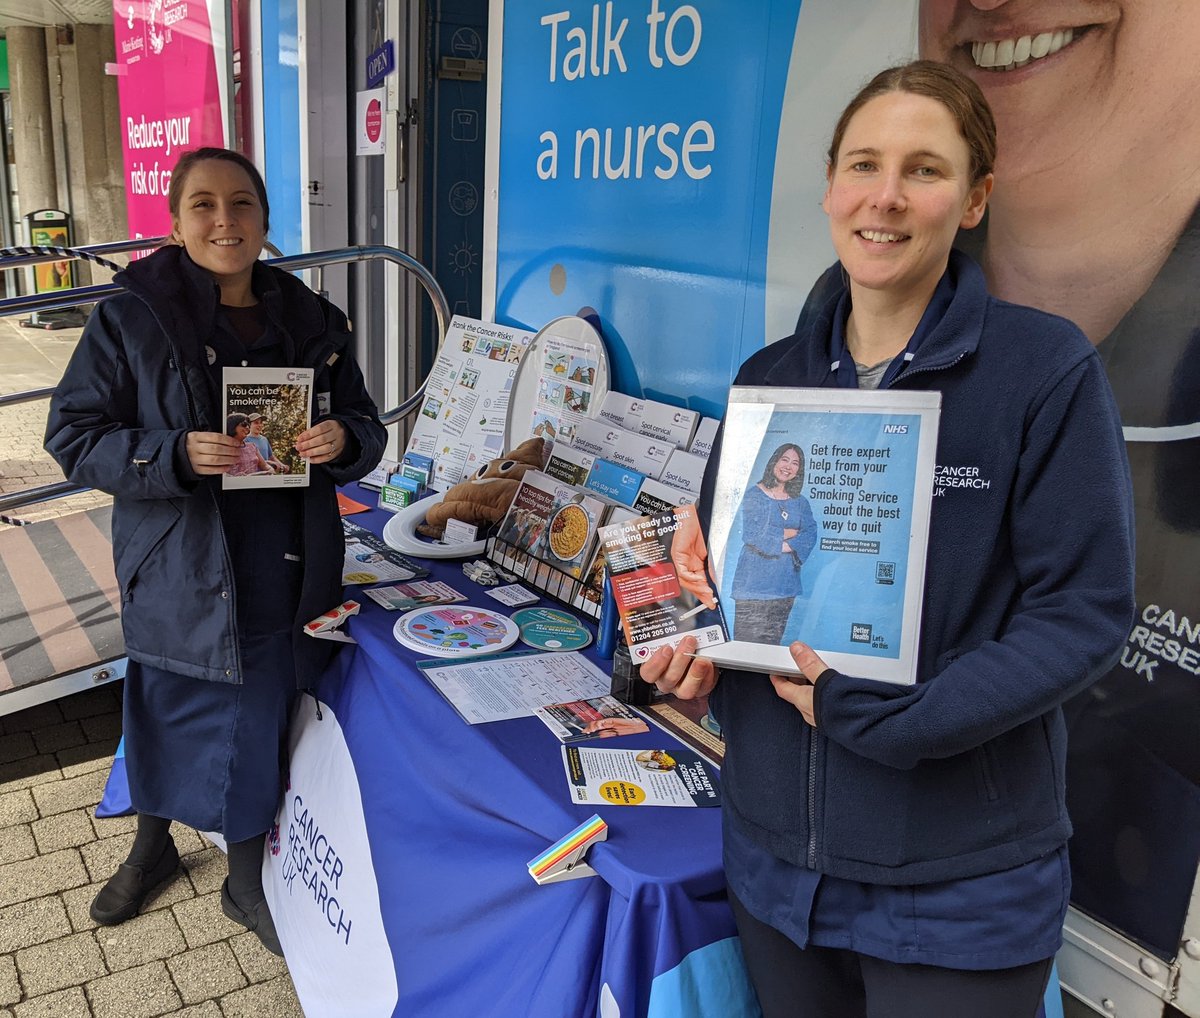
[268,488,759,1018]
[255,486,1061,1018]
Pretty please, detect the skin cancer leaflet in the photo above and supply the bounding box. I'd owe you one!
[417,652,612,725]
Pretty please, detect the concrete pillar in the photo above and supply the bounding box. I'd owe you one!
[99,29,129,243]
[7,26,58,217]
[56,24,132,283]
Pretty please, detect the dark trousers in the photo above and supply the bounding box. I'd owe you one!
[731,890,1055,1018]
[733,597,795,645]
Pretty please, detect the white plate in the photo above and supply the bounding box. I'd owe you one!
[381,491,488,560]
[503,314,610,452]
[392,605,519,658]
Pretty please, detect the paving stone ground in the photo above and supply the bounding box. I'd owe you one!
[0,316,111,524]
[2,321,305,1014]
[0,686,304,1017]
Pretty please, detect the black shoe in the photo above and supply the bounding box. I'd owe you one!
[90,837,181,925]
[221,877,284,956]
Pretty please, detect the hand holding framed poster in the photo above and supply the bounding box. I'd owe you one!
[697,386,941,685]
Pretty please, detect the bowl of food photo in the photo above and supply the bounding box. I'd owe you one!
[545,501,592,562]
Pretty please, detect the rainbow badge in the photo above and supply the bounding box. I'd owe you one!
[527,814,608,885]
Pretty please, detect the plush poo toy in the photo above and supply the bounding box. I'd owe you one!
[417,437,546,539]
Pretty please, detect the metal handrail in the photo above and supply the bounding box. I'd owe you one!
[0,245,450,517]
[0,236,285,271]
[0,387,55,409]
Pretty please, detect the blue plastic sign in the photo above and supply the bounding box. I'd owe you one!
[366,40,395,88]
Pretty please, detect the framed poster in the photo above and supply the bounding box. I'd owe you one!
[699,386,940,685]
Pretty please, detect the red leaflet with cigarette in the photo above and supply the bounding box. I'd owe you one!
[598,504,728,663]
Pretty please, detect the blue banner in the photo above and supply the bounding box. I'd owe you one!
[494,0,803,418]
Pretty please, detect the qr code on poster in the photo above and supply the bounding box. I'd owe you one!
[875,562,895,585]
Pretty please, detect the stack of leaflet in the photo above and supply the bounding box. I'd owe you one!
[488,469,618,617]
[488,394,718,617]
[540,392,718,513]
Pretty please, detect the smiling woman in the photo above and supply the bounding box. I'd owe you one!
[918,0,1200,344]
[167,150,270,306]
[44,146,387,960]
[639,61,1135,1018]
[916,0,1200,960]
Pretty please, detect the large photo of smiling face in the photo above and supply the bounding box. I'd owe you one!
[917,0,1200,962]
[763,0,1200,963]
[917,0,1200,345]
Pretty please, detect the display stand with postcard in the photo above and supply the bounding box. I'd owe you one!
[404,316,536,491]
[698,386,940,684]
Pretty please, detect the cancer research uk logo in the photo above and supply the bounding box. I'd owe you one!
[281,794,353,945]
[933,462,993,497]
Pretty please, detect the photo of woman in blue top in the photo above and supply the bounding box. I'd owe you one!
[729,442,817,645]
[640,61,1134,1018]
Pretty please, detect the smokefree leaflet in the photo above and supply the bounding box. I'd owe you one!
[222,368,313,489]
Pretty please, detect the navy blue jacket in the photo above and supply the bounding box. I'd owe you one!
[45,246,386,688]
[710,251,1136,884]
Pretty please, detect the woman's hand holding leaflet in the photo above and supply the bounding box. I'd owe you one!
[186,432,242,474]
[640,635,719,699]
[295,419,348,464]
[769,642,832,728]
[668,508,717,609]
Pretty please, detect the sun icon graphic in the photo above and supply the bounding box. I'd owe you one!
[451,240,479,276]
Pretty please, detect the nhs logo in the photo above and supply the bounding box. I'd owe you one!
[883,424,908,434]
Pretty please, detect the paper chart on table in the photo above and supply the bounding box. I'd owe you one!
[416,651,612,725]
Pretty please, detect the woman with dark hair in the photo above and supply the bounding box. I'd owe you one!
[729,441,816,644]
[224,412,270,476]
[46,146,386,956]
[640,61,1134,1017]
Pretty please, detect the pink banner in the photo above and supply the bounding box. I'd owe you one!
[112,0,229,245]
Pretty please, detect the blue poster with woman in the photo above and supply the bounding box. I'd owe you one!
[728,442,816,645]
[707,389,939,686]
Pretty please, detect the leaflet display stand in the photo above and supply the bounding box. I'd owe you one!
[486,534,603,620]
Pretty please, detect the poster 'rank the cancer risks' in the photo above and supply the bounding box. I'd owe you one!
[405,316,535,491]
